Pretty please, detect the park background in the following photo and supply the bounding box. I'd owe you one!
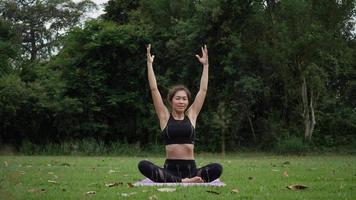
[0,0,355,155]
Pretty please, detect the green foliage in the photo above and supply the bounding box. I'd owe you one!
[49,20,154,142]
[0,74,29,145]
[18,138,156,156]
[102,0,140,24]
[316,103,356,147]
[0,18,19,76]
[275,136,311,155]
[0,0,96,61]
[0,74,27,117]
[0,0,355,153]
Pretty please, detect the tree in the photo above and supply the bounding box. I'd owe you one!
[1,0,355,151]
[49,20,152,143]
[102,0,140,24]
[0,18,19,75]
[0,0,96,61]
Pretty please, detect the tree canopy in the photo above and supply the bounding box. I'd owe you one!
[0,0,355,153]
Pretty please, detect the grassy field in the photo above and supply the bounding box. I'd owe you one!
[0,154,355,199]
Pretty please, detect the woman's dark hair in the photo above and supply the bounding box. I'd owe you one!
[167,85,191,105]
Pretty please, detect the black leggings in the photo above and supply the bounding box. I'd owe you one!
[138,159,223,183]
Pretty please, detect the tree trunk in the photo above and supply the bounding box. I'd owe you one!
[247,114,257,143]
[309,90,316,141]
[302,77,310,140]
[301,77,316,141]
[30,28,37,61]
[221,127,225,158]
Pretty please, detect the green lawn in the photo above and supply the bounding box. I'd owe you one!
[0,154,355,199]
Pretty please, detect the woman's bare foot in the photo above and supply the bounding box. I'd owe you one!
[181,176,204,183]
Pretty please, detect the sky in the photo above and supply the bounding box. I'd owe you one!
[74,0,109,19]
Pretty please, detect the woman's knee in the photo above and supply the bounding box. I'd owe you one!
[197,163,222,181]
[138,160,152,173]
[206,163,223,177]
[213,163,223,174]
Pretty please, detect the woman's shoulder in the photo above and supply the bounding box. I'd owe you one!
[185,111,197,128]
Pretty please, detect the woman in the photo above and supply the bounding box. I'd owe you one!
[138,44,223,183]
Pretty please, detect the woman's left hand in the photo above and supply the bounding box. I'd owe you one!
[196,45,208,66]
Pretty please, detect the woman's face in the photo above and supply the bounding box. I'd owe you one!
[171,90,189,113]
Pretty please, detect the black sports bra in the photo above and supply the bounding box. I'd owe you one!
[161,114,195,145]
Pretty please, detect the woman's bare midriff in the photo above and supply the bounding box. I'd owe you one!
[165,144,194,160]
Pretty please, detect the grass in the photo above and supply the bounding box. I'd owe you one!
[0,154,355,199]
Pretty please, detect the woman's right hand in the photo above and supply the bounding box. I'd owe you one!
[147,44,155,65]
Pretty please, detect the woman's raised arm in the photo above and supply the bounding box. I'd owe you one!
[146,44,169,130]
[187,45,209,127]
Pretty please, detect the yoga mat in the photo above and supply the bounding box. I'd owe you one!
[133,178,225,187]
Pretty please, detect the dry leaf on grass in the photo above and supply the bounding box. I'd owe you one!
[283,171,289,177]
[127,182,134,188]
[231,188,239,193]
[149,195,158,200]
[287,184,308,191]
[86,191,96,195]
[121,193,129,197]
[4,161,8,167]
[157,188,176,192]
[48,172,54,175]
[60,163,70,167]
[120,192,137,197]
[48,180,58,184]
[206,190,220,195]
[28,188,46,193]
[105,182,122,187]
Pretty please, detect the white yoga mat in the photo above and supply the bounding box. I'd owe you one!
[133,178,225,187]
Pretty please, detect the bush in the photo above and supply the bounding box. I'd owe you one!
[275,136,310,155]
[109,141,142,156]
[17,138,148,156]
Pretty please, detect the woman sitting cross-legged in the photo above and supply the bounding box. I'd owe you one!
[138,44,223,183]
